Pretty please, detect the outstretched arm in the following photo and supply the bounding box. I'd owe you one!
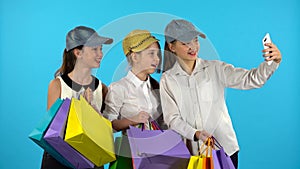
[221,43,282,89]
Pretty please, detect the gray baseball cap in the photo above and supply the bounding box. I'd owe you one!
[165,19,206,43]
[66,26,113,52]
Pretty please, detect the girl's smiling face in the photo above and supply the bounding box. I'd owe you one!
[169,37,200,65]
[76,45,103,68]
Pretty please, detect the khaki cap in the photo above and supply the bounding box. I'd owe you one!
[122,29,159,56]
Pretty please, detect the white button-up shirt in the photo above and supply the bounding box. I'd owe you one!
[103,71,161,129]
[160,58,279,155]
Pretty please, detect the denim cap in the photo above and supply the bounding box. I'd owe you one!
[122,29,159,56]
[66,26,113,52]
[165,19,206,43]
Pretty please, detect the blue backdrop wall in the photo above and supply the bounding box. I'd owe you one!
[0,0,299,168]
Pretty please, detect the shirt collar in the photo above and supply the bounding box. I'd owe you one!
[126,70,151,88]
[172,58,209,76]
[61,73,99,92]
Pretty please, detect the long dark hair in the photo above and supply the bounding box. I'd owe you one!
[156,42,162,73]
[54,45,83,78]
[162,41,177,72]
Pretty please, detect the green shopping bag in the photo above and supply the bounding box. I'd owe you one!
[109,134,133,169]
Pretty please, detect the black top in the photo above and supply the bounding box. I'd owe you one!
[61,73,99,92]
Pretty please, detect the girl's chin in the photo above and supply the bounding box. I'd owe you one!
[188,54,197,58]
[92,63,100,68]
[146,68,156,74]
[137,67,156,75]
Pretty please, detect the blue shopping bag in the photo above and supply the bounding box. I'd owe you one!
[28,98,73,168]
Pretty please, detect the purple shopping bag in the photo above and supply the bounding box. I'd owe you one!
[28,99,73,168]
[127,126,190,169]
[212,149,221,169]
[44,98,94,169]
[218,148,235,169]
[212,138,235,169]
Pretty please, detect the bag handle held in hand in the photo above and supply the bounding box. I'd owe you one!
[138,117,164,132]
[211,136,222,149]
[198,137,214,157]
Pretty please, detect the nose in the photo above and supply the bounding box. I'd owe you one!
[98,48,103,58]
[154,53,160,62]
[187,41,198,50]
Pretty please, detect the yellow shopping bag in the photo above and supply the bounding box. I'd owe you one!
[187,137,214,169]
[65,96,116,167]
[187,155,204,169]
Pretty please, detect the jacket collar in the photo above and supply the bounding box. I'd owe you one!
[126,70,151,88]
[171,58,209,76]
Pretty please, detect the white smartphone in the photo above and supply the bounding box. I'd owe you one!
[262,33,273,65]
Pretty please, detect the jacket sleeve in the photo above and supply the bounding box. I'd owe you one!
[160,73,197,141]
[220,61,279,89]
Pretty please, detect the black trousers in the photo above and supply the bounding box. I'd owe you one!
[40,152,103,169]
[41,151,71,169]
[230,151,239,169]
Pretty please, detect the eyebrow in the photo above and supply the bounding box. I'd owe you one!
[147,49,158,52]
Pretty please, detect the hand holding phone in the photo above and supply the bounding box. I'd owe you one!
[262,33,273,65]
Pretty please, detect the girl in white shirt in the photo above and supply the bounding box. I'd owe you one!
[160,19,282,168]
[103,29,163,131]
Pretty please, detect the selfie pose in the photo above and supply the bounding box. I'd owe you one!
[160,19,282,168]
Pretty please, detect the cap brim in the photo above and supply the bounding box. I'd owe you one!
[100,36,113,44]
[177,30,206,43]
[85,35,113,47]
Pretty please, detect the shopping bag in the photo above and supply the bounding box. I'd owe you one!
[28,99,73,168]
[212,150,221,169]
[65,96,116,167]
[43,98,94,169]
[127,126,190,169]
[187,137,214,169]
[138,117,164,132]
[109,135,133,169]
[212,138,235,169]
[187,155,203,169]
[212,149,234,169]
[138,154,191,169]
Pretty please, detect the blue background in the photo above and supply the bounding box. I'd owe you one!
[1,0,299,168]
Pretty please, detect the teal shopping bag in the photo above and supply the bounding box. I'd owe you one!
[28,98,73,168]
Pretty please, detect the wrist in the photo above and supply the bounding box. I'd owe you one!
[194,131,200,141]
[128,118,139,126]
[274,58,281,63]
